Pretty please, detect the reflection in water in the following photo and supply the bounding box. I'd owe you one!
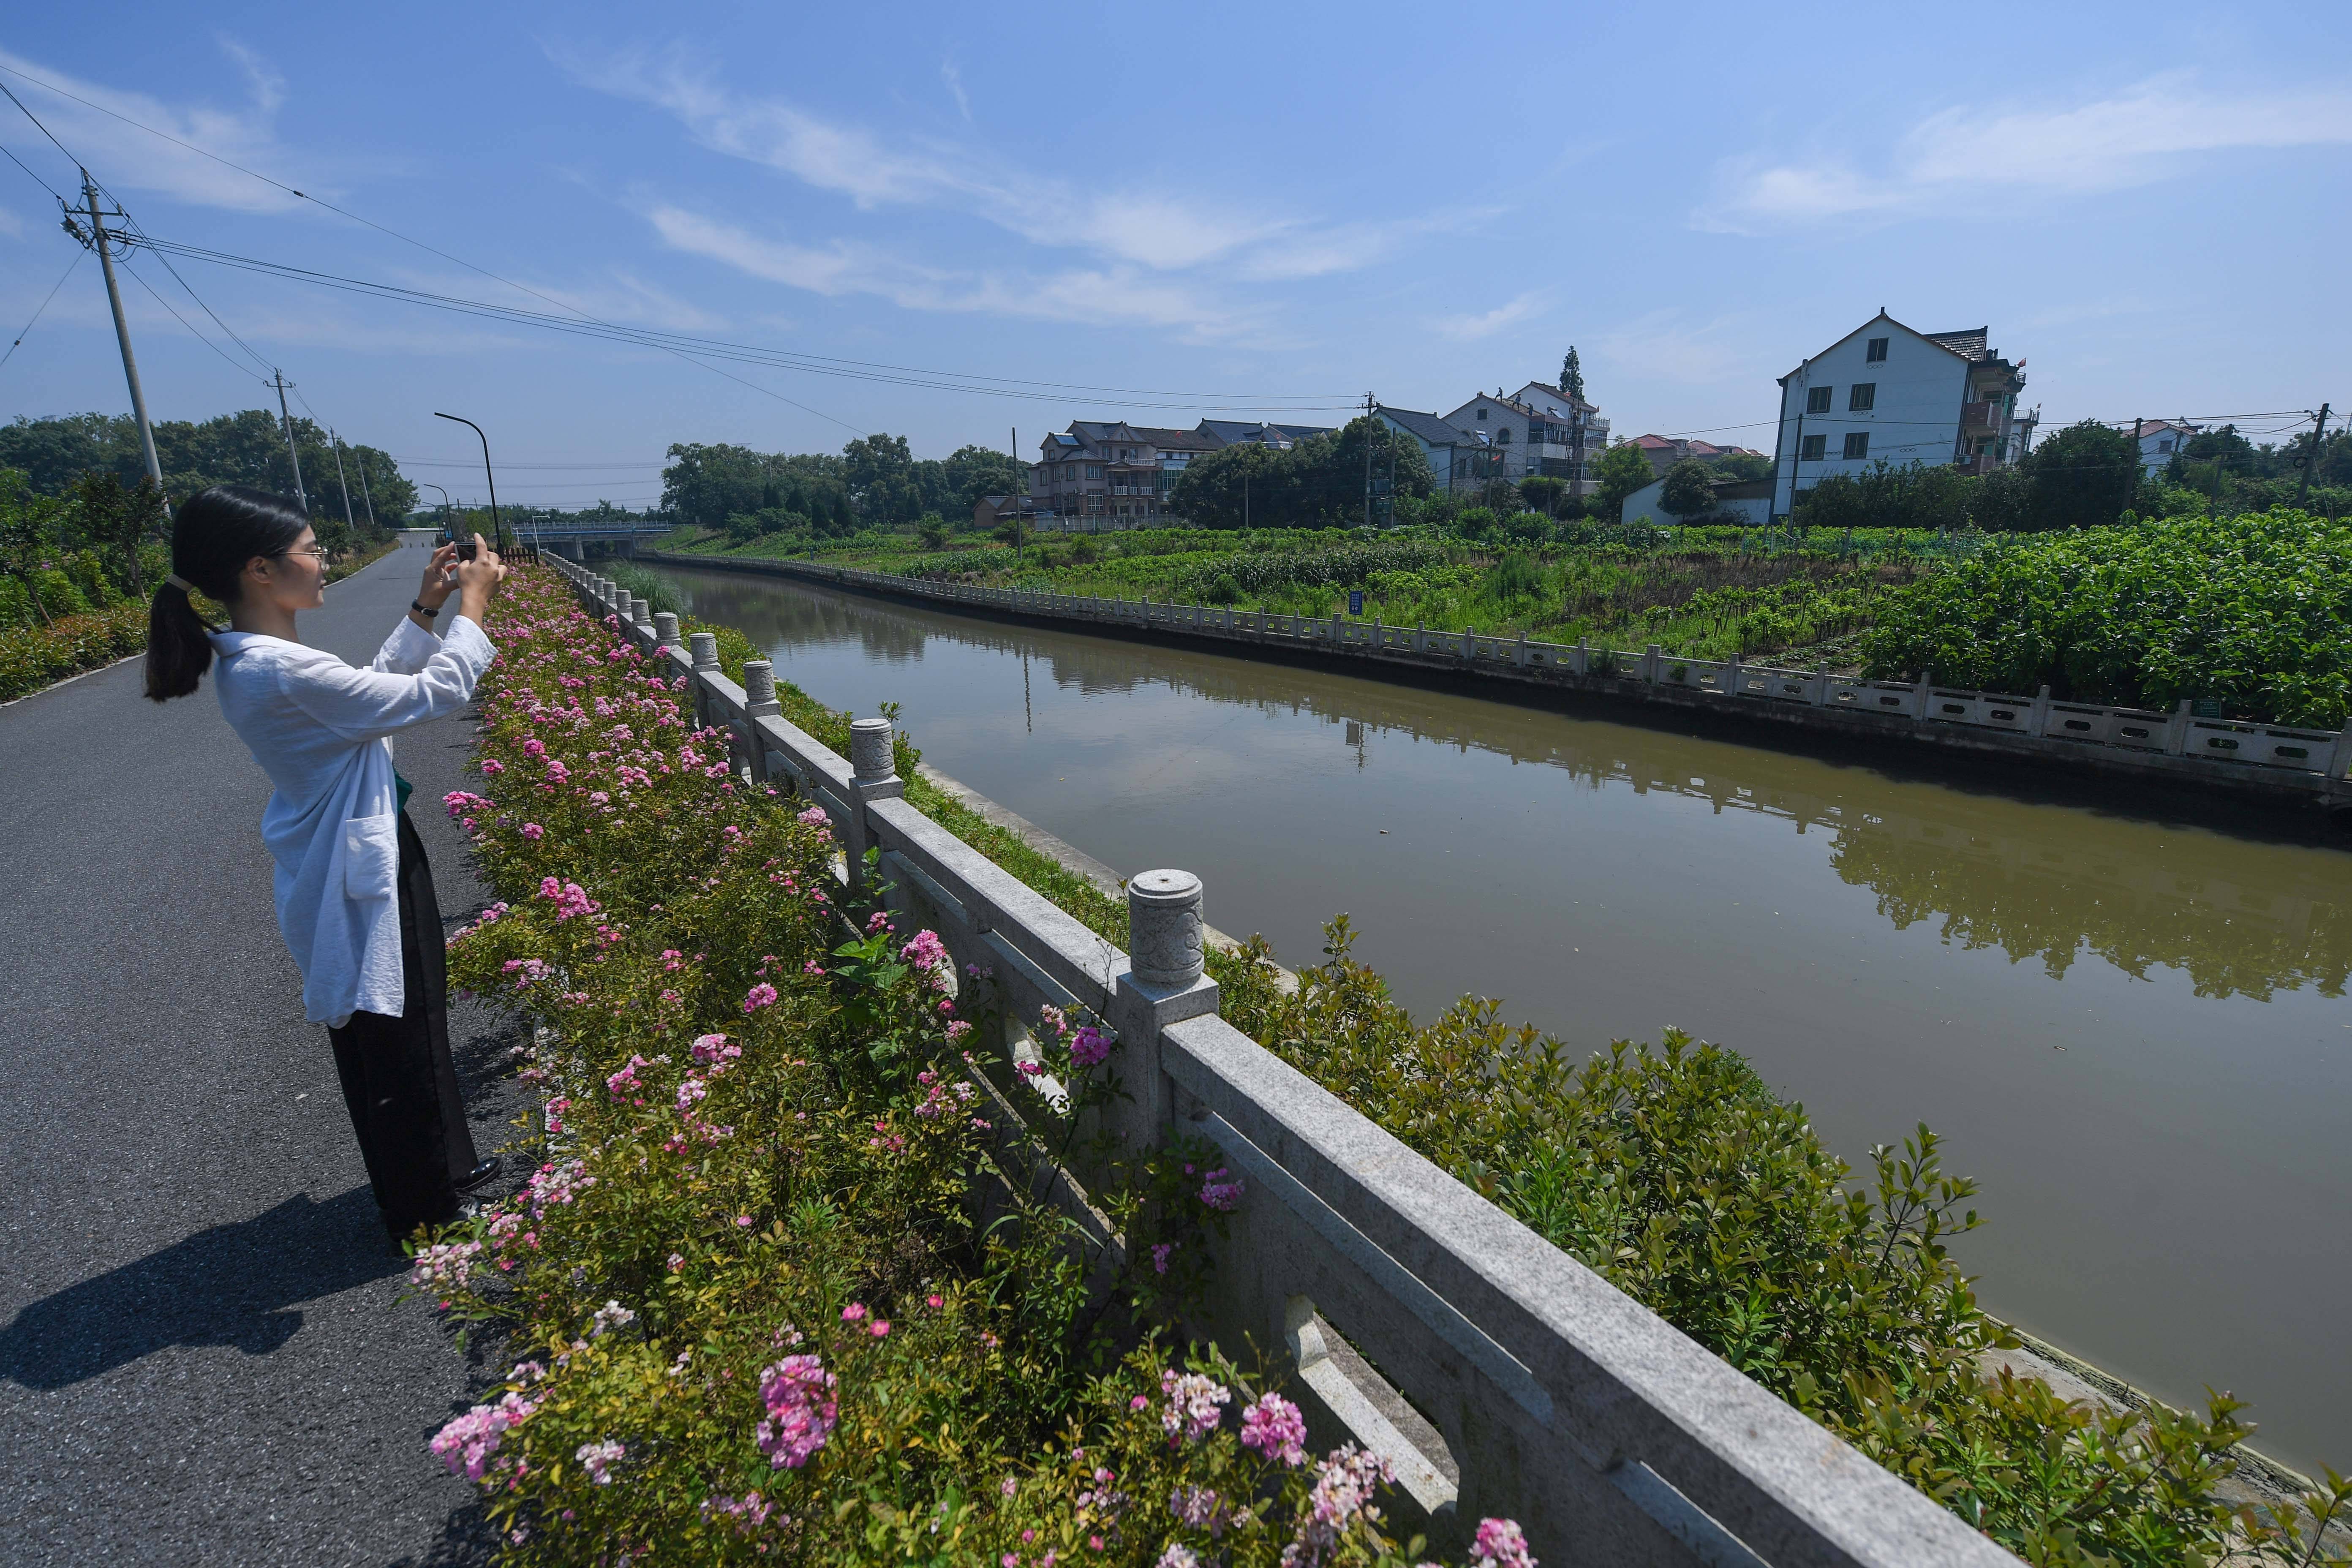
[683,565,2352,1003]
[654,563,2352,1473]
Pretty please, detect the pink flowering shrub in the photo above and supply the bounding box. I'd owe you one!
[403,571,1522,1566]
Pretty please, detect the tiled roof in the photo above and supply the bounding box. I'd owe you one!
[1924,327,1990,362]
[1379,407,1478,445]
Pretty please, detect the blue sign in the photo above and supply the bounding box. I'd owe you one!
[1348,590,1364,616]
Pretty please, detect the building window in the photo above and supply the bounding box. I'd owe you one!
[1806,386,1832,414]
[1475,407,1487,420]
[1866,337,1889,363]
[1848,383,1876,411]
[2159,438,2174,452]
[1799,434,1827,462]
[1496,427,1511,444]
[1843,433,1870,460]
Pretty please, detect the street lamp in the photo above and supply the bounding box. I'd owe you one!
[420,482,454,539]
[433,411,508,557]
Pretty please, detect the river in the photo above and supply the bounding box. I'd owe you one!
[646,559,2352,1475]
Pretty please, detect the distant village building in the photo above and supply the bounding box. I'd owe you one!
[1024,419,1340,527]
[1771,311,2038,518]
[1375,406,1496,493]
[2134,418,2202,477]
[1443,381,1610,495]
[1619,434,1766,479]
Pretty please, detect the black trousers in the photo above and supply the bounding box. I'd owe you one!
[327,810,481,1239]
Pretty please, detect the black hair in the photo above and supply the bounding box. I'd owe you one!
[144,486,310,702]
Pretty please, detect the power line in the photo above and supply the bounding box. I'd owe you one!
[0,251,81,372]
[115,256,269,382]
[0,137,63,201]
[0,62,1351,409]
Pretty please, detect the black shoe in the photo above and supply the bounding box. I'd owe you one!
[455,1157,502,1193]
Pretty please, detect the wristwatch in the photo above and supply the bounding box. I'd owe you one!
[411,598,440,617]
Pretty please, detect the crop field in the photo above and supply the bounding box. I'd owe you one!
[656,523,1970,666]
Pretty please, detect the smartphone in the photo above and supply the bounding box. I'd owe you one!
[455,541,478,561]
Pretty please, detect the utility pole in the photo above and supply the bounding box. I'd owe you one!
[2298,403,2332,506]
[2130,417,2143,490]
[272,370,309,513]
[1363,392,1376,531]
[77,174,162,493]
[352,443,377,528]
[328,428,359,542]
[1011,426,1022,566]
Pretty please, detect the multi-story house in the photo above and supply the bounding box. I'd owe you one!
[1027,421,1227,525]
[2135,418,2202,477]
[1443,381,1610,494]
[1376,406,1497,493]
[1194,420,1335,449]
[1770,311,2037,518]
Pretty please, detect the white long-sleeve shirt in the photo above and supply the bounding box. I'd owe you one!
[208,614,496,1026]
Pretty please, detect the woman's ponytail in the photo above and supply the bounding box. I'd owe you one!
[144,579,217,701]
[142,485,308,703]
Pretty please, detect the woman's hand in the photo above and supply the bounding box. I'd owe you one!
[416,543,459,611]
[452,535,506,626]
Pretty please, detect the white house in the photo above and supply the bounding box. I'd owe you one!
[1376,406,1494,493]
[2134,419,2201,477]
[1620,475,1773,528]
[1443,381,1610,494]
[1769,312,2036,518]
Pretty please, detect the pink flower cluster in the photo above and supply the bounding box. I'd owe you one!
[1470,1517,1537,1568]
[742,982,779,1013]
[1198,1168,1244,1211]
[536,876,599,921]
[409,1239,483,1297]
[1239,1392,1307,1467]
[899,929,949,976]
[1069,1025,1110,1068]
[1160,1369,1230,1443]
[430,1391,539,1481]
[574,1439,625,1484]
[1288,1445,1396,1567]
[755,1354,838,1469]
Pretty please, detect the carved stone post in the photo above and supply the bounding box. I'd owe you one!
[1105,869,1220,1152]
[653,611,682,651]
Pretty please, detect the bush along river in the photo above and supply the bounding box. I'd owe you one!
[644,558,2352,1478]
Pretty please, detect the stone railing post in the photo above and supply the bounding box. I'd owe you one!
[688,632,719,731]
[2328,722,2352,779]
[2164,699,2192,756]
[1105,869,1220,1149]
[2030,683,2053,735]
[653,611,682,651]
[1812,663,1831,705]
[1644,642,1662,683]
[741,659,781,783]
[632,594,654,632]
[1913,668,1936,721]
[1572,638,1589,675]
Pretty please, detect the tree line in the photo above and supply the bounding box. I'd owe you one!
[661,434,1027,543]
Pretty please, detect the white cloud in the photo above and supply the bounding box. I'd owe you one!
[1435,291,1545,340]
[1592,311,1757,386]
[1700,75,2352,231]
[0,44,316,214]
[0,205,24,239]
[553,42,1440,284]
[940,59,971,122]
[641,202,1255,338]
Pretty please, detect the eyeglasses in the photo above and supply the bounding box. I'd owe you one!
[273,546,331,560]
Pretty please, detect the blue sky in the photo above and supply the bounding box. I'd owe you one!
[1,1,2346,506]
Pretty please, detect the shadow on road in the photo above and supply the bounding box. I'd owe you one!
[0,1187,403,1389]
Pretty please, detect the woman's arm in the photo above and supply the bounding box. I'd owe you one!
[279,619,498,746]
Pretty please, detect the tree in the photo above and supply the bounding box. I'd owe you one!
[1706,451,1773,484]
[1658,460,1717,519]
[1793,460,1975,532]
[942,444,1027,511]
[1559,346,1584,404]
[1167,440,1288,529]
[1590,442,1656,523]
[1518,475,1569,517]
[2019,420,2138,531]
[70,472,167,596]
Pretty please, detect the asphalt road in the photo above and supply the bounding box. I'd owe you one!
[0,542,522,1565]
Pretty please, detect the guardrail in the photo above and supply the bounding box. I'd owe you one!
[548,553,2020,1568]
[645,553,2352,803]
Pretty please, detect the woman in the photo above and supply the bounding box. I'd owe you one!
[146,486,507,1243]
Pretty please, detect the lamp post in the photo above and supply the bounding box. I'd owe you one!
[433,411,508,556]
[421,482,455,540]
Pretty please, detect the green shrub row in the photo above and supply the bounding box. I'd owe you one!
[1859,508,2352,727]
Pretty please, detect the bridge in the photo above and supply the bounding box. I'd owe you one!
[399,521,672,558]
